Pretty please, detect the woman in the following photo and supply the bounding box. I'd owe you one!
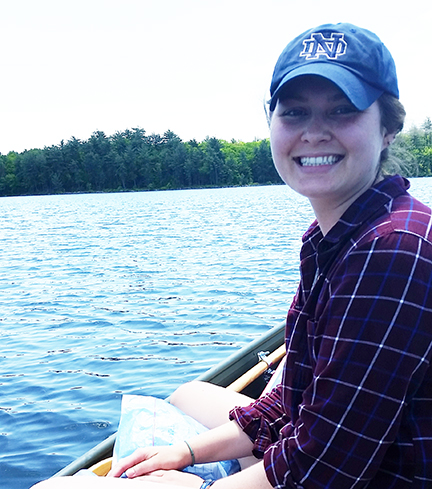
[32,23,432,489]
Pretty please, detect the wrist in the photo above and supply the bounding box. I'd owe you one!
[184,440,195,466]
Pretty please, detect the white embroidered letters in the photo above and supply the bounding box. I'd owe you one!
[300,33,347,60]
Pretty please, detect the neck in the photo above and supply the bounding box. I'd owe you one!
[312,204,345,236]
[310,173,384,236]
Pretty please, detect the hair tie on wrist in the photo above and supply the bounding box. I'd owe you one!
[184,440,195,466]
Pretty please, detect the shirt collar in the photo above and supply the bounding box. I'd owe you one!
[302,175,410,246]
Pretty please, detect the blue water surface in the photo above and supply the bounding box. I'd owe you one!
[1,180,431,489]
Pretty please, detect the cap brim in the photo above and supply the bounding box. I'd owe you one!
[270,63,383,111]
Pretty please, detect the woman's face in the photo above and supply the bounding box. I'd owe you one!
[270,76,392,216]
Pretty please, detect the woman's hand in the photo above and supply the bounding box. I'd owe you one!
[108,444,190,479]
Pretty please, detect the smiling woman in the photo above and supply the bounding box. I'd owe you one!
[269,76,393,234]
[31,22,432,489]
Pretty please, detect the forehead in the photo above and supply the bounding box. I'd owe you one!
[277,75,348,102]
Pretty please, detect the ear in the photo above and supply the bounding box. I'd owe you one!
[382,132,396,149]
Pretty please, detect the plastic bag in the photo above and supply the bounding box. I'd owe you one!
[113,395,240,480]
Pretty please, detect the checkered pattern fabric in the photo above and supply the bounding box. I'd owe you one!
[230,176,432,488]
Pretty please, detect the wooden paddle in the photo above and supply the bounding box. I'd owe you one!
[226,344,286,392]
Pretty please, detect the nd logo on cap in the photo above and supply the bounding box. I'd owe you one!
[269,23,399,111]
[300,33,347,60]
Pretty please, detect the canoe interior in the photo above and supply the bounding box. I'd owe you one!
[53,322,285,477]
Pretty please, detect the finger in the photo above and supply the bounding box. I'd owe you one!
[123,447,183,478]
[124,459,160,479]
[107,456,135,478]
[107,448,157,478]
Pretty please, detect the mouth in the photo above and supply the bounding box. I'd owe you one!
[295,155,344,167]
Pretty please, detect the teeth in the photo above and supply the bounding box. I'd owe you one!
[299,155,340,166]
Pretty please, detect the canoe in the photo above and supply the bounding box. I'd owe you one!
[53,321,286,478]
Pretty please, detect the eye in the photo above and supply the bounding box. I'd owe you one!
[281,107,308,118]
[332,104,359,116]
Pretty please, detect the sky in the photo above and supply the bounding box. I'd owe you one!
[1,0,431,155]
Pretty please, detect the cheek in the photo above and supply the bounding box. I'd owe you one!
[269,135,286,174]
[270,123,291,159]
[342,123,384,157]
[344,128,385,179]
[269,133,278,161]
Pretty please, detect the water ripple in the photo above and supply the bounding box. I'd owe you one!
[1,180,431,488]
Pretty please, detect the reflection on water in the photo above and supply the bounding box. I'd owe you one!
[1,178,431,489]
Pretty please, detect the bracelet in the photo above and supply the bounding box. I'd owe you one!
[184,440,195,466]
[200,481,216,489]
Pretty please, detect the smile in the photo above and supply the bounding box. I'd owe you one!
[297,155,343,166]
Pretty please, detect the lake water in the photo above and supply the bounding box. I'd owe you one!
[1,179,431,489]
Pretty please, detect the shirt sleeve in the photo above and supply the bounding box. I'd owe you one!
[265,232,432,488]
[229,384,290,458]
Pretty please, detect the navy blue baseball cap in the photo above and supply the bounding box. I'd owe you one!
[269,23,399,111]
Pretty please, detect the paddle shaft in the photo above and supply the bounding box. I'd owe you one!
[227,344,286,393]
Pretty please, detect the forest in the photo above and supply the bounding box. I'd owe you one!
[0,118,431,197]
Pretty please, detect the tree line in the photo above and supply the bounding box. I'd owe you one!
[0,118,431,197]
[0,129,279,196]
[390,118,432,177]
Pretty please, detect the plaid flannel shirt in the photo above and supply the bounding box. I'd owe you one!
[230,175,432,488]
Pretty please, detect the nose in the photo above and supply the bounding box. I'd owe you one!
[300,115,332,144]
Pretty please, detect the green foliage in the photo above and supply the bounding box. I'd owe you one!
[1,118,431,197]
[391,118,432,177]
[0,128,282,196]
